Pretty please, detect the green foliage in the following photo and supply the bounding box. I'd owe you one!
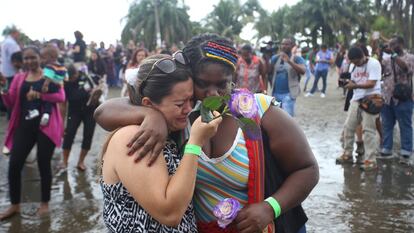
[255,5,291,42]
[372,15,395,38]
[205,0,244,39]
[253,0,379,47]
[202,96,225,111]
[2,25,32,45]
[191,21,211,36]
[121,0,192,50]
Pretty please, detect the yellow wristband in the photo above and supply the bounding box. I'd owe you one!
[265,197,281,219]
[184,144,202,156]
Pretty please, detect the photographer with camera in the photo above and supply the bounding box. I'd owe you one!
[379,35,414,165]
[336,46,382,171]
[269,37,306,117]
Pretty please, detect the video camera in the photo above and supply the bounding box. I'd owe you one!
[260,41,279,57]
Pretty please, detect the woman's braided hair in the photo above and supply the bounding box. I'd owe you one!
[183,33,238,77]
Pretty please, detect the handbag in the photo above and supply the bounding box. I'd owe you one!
[359,94,384,114]
[392,58,412,101]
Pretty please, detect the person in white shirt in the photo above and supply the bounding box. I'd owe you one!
[1,28,21,81]
[337,46,382,171]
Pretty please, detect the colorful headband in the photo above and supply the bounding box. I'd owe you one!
[205,53,236,71]
[202,41,238,71]
[206,42,238,57]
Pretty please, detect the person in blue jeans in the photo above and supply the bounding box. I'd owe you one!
[306,44,333,98]
[379,35,414,165]
[270,37,306,117]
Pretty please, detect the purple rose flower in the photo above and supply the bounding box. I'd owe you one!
[229,89,258,119]
[213,198,241,228]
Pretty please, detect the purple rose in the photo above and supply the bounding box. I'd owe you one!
[213,198,241,228]
[229,89,258,119]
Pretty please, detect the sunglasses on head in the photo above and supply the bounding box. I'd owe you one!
[139,51,188,96]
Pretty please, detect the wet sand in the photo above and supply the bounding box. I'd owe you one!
[0,71,413,232]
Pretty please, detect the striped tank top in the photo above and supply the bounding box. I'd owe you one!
[194,94,276,222]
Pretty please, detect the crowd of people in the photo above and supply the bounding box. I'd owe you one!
[0,26,412,233]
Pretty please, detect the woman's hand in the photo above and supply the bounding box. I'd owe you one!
[188,111,222,146]
[234,202,274,233]
[127,109,168,165]
[26,87,41,101]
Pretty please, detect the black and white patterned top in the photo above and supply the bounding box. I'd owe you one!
[101,139,198,233]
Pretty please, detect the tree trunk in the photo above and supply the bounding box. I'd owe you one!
[411,0,414,50]
[311,28,318,47]
[402,0,410,48]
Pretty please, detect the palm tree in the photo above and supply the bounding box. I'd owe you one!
[205,0,244,39]
[254,5,292,43]
[121,0,192,50]
[287,0,369,46]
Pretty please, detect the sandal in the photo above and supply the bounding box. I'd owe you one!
[336,153,353,164]
[360,160,377,171]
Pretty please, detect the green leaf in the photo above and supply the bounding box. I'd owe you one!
[222,94,231,102]
[203,96,224,110]
[237,117,261,140]
[200,105,214,123]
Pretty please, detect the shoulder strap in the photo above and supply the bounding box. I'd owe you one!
[244,114,265,204]
[273,56,282,77]
[245,128,273,233]
[350,64,357,73]
[391,58,398,83]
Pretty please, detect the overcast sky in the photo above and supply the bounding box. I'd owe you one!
[0,0,298,45]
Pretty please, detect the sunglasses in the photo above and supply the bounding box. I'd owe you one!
[139,51,188,96]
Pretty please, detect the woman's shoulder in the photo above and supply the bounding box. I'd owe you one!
[110,125,140,143]
[105,125,140,153]
[254,93,279,118]
[104,125,141,163]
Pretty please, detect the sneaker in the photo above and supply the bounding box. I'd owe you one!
[2,146,10,156]
[355,141,365,155]
[304,92,313,97]
[25,109,39,120]
[377,152,394,160]
[360,160,377,171]
[320,93,326,98]
[40,113,50,126]
[336,153,353,164]
[399,155,412,166]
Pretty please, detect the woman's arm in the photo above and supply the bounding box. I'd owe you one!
[94,97,144,131]
[105,116,221,226]
[235,106,319,232]
[94,97,168,163]
[40,86,66,103]
[262,107,319,211]
[1,74,22,107]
